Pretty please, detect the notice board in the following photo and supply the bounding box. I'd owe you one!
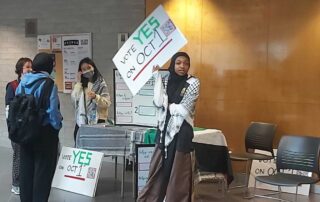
[37,33,92,93]
[114,69,168,127]
[62,34,92,93]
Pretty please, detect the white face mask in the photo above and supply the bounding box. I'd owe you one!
[82,69,94,79]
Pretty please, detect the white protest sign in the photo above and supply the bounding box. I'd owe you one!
[112,5,187,95]
[248,149,311,196]
[52,147,104,197]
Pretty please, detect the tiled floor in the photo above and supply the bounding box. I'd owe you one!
[1,146,320,202]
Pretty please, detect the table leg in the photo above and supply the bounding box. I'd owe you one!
[132,155,135,198]
[115,156,118,180]
[121,155,125,198]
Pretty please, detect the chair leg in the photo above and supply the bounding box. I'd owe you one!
[245,160,250,187]
[221,180,226,198]
[254,183,292,202]
[243,178,257,200]
[242,160,254,198]
[229,159,250,189]
[223,180,227,197]
[279,185,281,196]
[218,180,223,198]
[121,156,125,198]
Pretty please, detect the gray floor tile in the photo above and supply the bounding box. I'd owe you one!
[1,146,320,202]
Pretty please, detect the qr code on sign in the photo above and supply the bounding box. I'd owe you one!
[160,19,176,37]
[87,167,97,179]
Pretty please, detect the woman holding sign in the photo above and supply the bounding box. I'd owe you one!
[71,57,112,143]
[138,52,200,202]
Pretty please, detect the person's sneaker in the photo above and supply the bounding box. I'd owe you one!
[11,186,20,195]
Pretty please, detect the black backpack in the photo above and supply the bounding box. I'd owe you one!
[8,77,54,144]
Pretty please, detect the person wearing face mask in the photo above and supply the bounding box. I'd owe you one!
[5,57,32,195]
[137,52,200,202]
[71,57,111,143]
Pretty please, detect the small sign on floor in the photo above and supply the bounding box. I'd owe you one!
[52,146,104,197]
[135,144,155,198]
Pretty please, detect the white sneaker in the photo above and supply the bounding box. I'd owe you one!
[11,186,20,195]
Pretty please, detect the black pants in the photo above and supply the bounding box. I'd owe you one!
[20,125,59,202]
[7,121,20,187]
[11,141,20,187]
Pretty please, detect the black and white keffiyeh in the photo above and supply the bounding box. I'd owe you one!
[153,71,200,148]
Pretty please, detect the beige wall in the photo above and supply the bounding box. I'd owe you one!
[146,0,320,155]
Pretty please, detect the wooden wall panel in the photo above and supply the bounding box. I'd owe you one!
[54,52,63,91]
[266,0,320,144]
[146,0,320,155]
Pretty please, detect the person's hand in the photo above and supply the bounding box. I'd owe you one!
[77,71,82,82]
[87,91,96,99]
[153,65,160,73]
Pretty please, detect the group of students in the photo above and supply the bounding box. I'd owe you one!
[5,53,111,202]
[5,51,200,202]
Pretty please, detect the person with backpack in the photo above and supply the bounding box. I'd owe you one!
[14,52,63,202]
[71,57,111,143]
[5,57,32,195]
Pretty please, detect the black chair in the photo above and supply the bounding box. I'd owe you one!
[230,122,277,191]
[194,142,234,199]
[254,135,320,201]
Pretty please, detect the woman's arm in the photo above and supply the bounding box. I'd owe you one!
[5,82,16,119]
[153,71,168,108]
[47,84,63,130]
[94,84,111,109]
[5,82,16,106]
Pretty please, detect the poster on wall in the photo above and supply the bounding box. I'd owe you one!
[52,35,62,50]
[52,146,104,197]
[248,149,311,195]
[114,69,169,126]
[62,33,92,93]
[37,35,51,50]
[112,5,187,96]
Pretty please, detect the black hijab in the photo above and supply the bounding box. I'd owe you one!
[167,52,190,103]
[32,52,54,74]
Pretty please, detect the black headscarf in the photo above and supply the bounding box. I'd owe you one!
[167,52,190,103]
[32,52,54,74]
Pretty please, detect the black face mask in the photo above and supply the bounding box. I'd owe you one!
[81,75,89,88]
[82,69,94,79]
